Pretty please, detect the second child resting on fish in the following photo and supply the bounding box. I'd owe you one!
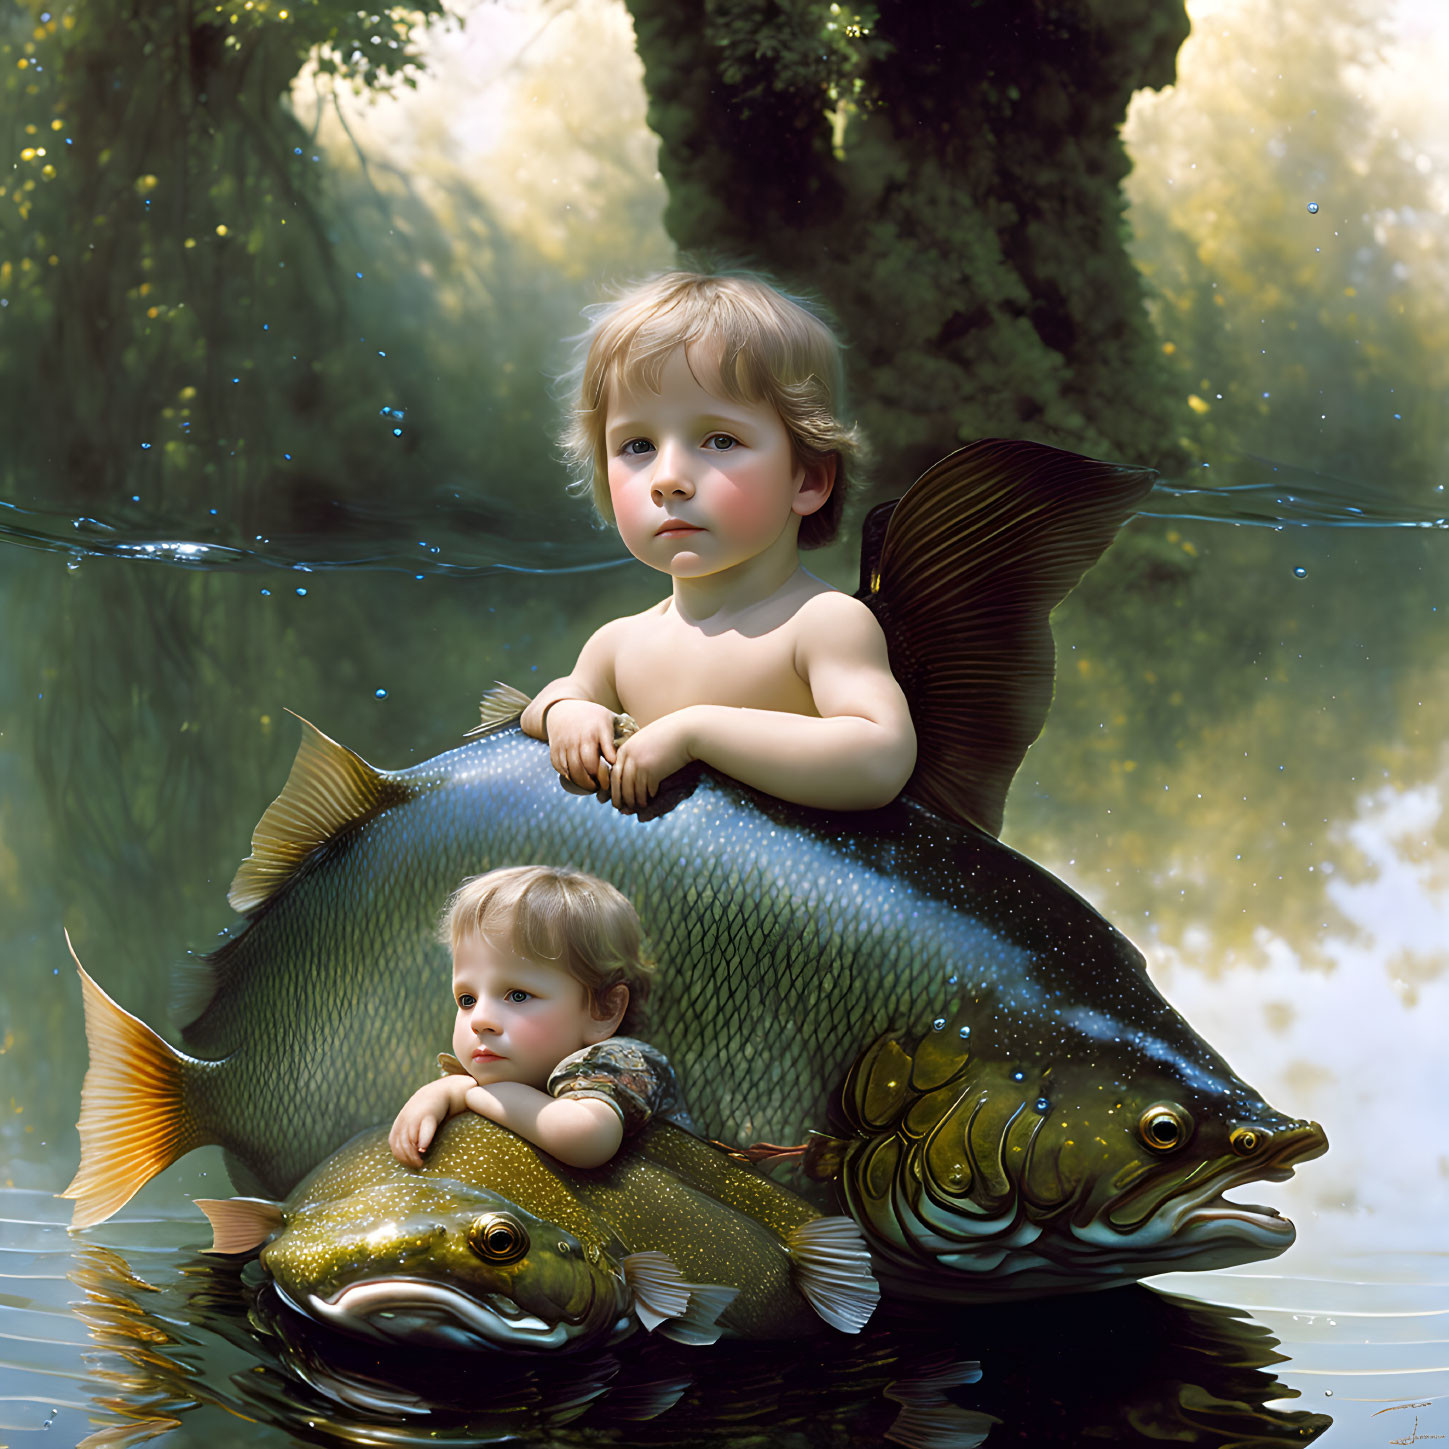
[390,864,690,1171]
[520,268,918,813]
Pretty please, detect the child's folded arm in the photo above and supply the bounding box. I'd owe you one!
[463,1081,624,1169]
[611,597,917,812]
[389,1075,477,1167]
[520,619,628,788]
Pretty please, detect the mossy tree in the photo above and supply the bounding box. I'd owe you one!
[622,0,1191,493]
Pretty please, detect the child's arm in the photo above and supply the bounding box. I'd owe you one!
[611,594,917,812]
[519,619,627,790]
[389,1076,476,1168]
[462,1080,624,1169]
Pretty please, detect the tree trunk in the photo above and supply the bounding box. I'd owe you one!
[624,0,1190,494]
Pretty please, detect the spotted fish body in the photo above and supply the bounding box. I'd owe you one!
[65,442,1328,1298]
[241,1114,868,1352]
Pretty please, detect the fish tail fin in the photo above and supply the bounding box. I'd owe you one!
[60,931,211,1229]
[194,1196,283,1255]
[786,1215,881,1333]
[620,1250,738,1346]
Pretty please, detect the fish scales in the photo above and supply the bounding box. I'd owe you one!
[181,727,1229,1201]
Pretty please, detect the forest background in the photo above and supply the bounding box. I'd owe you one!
[0,0,1446,1244]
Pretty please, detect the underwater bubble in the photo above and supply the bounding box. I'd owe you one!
[260,588,271,596]
[1306,201,1319,214]
[295,587,307,598]
[375,688,388,700]
[1293,566,1307,578]
[66,554,82,572]
[958,1026,970,1040]
[1035,1097,1050,1112]
[932,1017,946,1031]
[946,972,958,985]
[1012,1070,1025,1082]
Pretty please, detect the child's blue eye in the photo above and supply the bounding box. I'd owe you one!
[621,438,653,456]
[457,994,475,1009]
[505,990,531,1004]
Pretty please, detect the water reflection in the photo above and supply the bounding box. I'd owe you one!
[42,1201,1330,1449]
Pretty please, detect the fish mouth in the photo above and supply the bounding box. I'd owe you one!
[1084,1120,1330,1267]
[277,1279,616,1352]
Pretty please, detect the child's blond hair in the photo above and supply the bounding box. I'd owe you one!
[562,268,866,548]
[439,865,653,1034]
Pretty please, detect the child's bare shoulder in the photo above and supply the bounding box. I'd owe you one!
[783,587,892,677]
[586,599,670,649]
[792,586,886,640]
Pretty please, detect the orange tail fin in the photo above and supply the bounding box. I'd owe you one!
[60,930,211,1228]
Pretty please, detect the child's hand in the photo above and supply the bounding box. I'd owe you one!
[389,1080,460,1168]
[610,711,695,811]
[543,699,620,790]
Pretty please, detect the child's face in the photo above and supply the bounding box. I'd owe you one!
[603,345,831,581]
[450,929,617,1090]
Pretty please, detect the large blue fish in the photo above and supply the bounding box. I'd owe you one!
[64,441,1327,1300]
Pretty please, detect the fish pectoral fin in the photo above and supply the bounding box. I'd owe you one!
[861,439,1155,836]
[786,1215,881,1334]
[60,931,210,1229]
[194,1196,284,1254]
[654,1281,737,1347]
[621,1250,691,1331]
[620,1251,738,1344]
[464,681,532,738]
[226,714,412,916]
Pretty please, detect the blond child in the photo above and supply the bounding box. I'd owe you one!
[389,865,688,1171]
[520,269,917,813]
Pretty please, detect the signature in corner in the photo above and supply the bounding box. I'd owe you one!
[1385,1413,1445,1446]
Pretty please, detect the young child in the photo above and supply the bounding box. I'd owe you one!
[520,268,917,813]
[389,864,688,1171]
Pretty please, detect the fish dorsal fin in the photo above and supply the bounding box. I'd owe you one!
[860,439,1155,836]
[227,713,411,915]
[785,1215,880,1333]
[464,681,532,738]
[195,1196,283,1254]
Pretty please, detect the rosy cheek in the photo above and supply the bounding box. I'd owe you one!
[713,470,786,537]
[608,469,656,552]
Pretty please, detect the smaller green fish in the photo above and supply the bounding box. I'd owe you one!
[198,1113,879,1353]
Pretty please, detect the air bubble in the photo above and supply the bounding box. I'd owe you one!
[1306,201,1319,214]
[1012,1070,1025,1082]
[295,587,308,598]
[375,688,388,700]
[958,1026,970,1040]
[1293,566,1307,578]
[1035,1097,1050,1112]
[932,1017,946,1031]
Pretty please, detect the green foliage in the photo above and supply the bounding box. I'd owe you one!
[0,0,449,514]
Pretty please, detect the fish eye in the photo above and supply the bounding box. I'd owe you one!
[1138,1102,1193,1153]
[1230,1126,1266,1156]
[467,1212,529,1264]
